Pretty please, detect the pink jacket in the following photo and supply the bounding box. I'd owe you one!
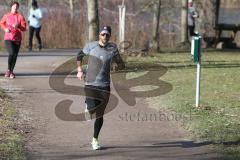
[0,12,27,42]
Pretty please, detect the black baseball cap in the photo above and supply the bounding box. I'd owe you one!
[100,26,111,35]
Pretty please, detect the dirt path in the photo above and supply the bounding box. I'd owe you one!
[0,50,219,160]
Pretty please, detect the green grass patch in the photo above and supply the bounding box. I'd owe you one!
[0,89,25,160]
[126,51,240,159]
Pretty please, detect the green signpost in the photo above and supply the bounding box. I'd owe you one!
[191,36,201,63]
[191,36,202,107]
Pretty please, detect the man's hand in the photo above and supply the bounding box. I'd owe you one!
[76,61,84,80]
[113,54,125,70]
[77,71,84,80]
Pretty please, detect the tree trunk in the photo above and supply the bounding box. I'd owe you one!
[28,0,32,9]
[152,0,161,52]
[196,0,218,37]
[87,0,99,42]
[215,0,220,27]
[69,0,74,21]
[181,0,188,43]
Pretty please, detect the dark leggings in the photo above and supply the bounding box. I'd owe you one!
[29,26,42,49]
[94,117,104,139]
[188,25,198,37]
[84,85,110,139]
[5,40,21,72]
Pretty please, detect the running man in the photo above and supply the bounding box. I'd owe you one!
[76,26,125,150]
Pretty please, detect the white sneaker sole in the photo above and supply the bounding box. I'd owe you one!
[92,144,101,150]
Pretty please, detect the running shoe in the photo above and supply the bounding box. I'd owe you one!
[4,70,10,77]
[9,73,15,79]
[38,45,42,51]
[91,138,101,150]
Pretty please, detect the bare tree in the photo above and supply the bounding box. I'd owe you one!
[69,0,74,21]
[181,0,188,44]
[87,0,99,41]
[43,0,76,22]
[195,0,218,37]
[27,0,32,8]
[152,0,161,52]
[215,0,220,27]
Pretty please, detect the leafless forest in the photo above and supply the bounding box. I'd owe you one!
[0,0,240,49]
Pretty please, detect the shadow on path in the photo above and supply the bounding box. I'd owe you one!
[28,140,220,160]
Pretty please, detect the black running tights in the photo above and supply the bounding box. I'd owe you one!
[5,40,21,72]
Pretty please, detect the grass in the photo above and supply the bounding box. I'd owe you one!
[126,51,240,159]
[0,89,25,160]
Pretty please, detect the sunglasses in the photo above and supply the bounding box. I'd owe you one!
[100,33,110,37]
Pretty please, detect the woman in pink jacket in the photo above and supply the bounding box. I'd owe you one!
[0,1,26,79]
